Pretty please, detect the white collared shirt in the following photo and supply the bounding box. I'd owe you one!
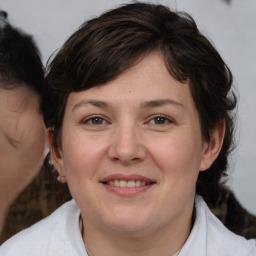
[1,196,255,255]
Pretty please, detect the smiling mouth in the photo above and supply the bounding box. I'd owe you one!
[102,180,155,188]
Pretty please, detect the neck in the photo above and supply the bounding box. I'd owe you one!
[82,208,193,256]
[0,193,13,235]
[86,233,184,256]
[0,167,38,235]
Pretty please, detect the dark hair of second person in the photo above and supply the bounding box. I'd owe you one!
[0,21,44,94]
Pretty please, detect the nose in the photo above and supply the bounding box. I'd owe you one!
[108,123,146,165]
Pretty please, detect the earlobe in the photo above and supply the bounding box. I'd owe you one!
[46,128,65,177]
[200,121,225,171]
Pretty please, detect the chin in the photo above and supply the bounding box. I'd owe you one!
[102,211,154,236]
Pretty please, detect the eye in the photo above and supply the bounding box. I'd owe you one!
[148,115,173,125]
[82,116,108,125]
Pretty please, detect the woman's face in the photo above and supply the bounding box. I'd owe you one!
[0,85,46,205]
[51,52,220,238]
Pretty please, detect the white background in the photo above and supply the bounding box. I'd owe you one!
[1,0,255,214]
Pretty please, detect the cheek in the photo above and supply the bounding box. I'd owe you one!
[17,113,46,165]
[150,134,202,209]
[150,133,202,179]
[61,133,107,179]
[27,117,46,155]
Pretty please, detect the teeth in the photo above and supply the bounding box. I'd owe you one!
[106,180,149,187]
[120,180,126,187]
[135,180,141,187]
[127,180,135,187]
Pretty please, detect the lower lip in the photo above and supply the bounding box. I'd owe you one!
[102,183,154,196]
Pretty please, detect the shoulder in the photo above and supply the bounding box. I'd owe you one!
[0,200,79,256]
[196,196,256,256]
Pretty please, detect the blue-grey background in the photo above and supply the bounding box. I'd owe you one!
[1,0,255,214]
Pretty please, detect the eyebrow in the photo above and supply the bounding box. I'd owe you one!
[72,100,109,112]
[1,129,20,149]
[140,99,184,109]
[72,98,184,112]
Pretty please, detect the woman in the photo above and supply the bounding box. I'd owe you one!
[0,12,72,244]
[0,15,46,236]
[1,2,255,255]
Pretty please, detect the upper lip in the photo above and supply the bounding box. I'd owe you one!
[100,174,155,183]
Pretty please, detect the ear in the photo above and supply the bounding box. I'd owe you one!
[199,121,225,171]
[46,128,65,177]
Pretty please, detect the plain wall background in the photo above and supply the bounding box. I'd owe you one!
[1,0,255,214]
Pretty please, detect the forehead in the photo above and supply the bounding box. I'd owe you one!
[0,85,39,112]
[66,52,193,109]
